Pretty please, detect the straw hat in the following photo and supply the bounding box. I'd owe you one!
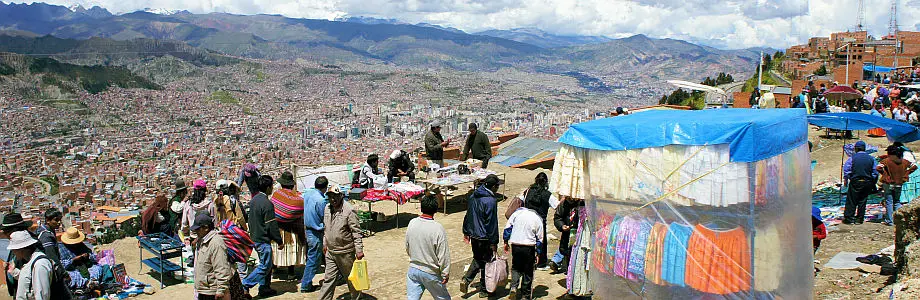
[61,227,86,245]
[7,231,37,250]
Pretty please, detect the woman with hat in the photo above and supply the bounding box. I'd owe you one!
[1,213,37,297]
[181,179,215,240]
[269,171,307,278]
[58,227,106,291]
[168,178,189,236]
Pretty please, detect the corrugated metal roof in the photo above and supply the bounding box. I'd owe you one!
[494,137,560,167]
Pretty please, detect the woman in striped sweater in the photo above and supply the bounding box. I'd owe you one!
[270,171,307,278]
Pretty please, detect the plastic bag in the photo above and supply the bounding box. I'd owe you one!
[484,253,508,293]
[348,259,370,291]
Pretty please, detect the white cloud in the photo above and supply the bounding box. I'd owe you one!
[18,0,920,49]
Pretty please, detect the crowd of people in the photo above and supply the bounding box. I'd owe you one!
[842,141,918,227]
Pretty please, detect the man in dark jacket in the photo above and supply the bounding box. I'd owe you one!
[424,121,450,168]
[549,197,584,273]
[387,149,416,183]
[242,175,283,297]
[460,174,500,298]
[843,141,878,225]
[749,88,761,108]
[462,123,492,169]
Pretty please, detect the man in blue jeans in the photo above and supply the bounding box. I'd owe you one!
[405,195,451,300]
[242,175,283,297]
[301,176,329,293]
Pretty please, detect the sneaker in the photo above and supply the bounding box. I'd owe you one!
[536,265,551,271]
[508,287,517,300]
[548,261,559,273]
[258,288,278,297]
[300,284,316,293]
[460,279,470,294]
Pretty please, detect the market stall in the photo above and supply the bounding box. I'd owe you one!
[551,109,814,299]
[418,163,505,214]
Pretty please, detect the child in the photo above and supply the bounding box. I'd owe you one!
[813,206,827,274]
[504,198,544,300]
[550,197,583,273]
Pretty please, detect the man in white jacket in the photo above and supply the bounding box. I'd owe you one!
[503,199,544,300]
[9,231,52,300]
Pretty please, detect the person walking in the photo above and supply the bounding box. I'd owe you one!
[549,197,584,274]
[242,175,283,297]
[270,171,306,280]
[405,195,451,300]
[192,214,234,300]
[317,185,365,300]
[424,121,450,168]
[503,198,544,300]
[462,123,492,169]
[877,145,918,226]
[301,176,329,293]
[843,141,878,225]
[460,174,501,298]
[8,231,52,300]
[35,209,63,265]
[521,173,551,270]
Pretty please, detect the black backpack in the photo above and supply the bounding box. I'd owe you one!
[31,254,73,300]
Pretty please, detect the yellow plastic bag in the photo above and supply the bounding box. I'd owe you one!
[348,259,370,291]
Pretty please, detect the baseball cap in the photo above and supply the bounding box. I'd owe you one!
[190,213,213,231]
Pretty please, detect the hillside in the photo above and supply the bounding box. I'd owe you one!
[0,52,161,95]
[476,28,613,48]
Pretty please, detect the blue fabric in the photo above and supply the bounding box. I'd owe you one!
[865,64,895,73]
[300,229,324,289]
[661,223,693,287]
[883,184,903,225]
[407,266,451,300]
[558,109,808,162]
[627,220,652,276]
[462,185,499,244]
[302,189,328,231]
[242,242,273,290]
[807,112,920,143]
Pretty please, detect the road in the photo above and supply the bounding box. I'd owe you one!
[22,176,51,196]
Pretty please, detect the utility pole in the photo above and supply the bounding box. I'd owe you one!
[758,51,763,91]
[890,0,900,68]
[856,0,866,31]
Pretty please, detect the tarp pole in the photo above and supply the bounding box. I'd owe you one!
[838,119,848,206]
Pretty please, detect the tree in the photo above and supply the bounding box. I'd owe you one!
[814,65,828,76]
[659,95,668,105]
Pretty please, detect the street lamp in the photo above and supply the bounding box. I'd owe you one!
[836,42,851,84]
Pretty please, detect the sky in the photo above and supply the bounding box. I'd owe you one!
[21,0,920,49]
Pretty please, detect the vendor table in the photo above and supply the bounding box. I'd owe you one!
[137,233,184,288]
[419,172,506,214]
[351,185,424,233]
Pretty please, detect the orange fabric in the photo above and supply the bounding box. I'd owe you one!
[644,222,668,285]
[868,128,887,137]
[684,225,751,294]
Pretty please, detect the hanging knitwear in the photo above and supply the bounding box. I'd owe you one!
[685,224,751,295]
[612,217,640,281]
[661,222,693,287]
[592,213,615,275]
[626,220,653,278]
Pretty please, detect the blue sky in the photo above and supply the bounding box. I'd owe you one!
[21,0,920,49]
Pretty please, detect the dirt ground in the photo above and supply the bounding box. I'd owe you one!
[2,126,914,300]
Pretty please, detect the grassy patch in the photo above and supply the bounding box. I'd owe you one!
[209,90,239,105]
[40,176,59,195]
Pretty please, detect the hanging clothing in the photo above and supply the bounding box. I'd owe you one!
[550,145,587,200]
[566,207,591,296]
[612,217,639,281]
[626,220,653,278]
[661,222,693,287]
[644,222,668,285]
[685,225,751,295]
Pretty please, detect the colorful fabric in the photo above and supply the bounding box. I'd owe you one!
[644,222,668,285]
[627,220,653,278]
[590,213,614,275]
[219,220,255,264]
[566,207,591,296]
[661,222,692,287]
[363,188,413,205]
[271,188,304,223]
[685,225,751,295]
[612,217,639,280]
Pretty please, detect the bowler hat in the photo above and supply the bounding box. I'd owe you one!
[277,171,296,187]
[0,213,32,230]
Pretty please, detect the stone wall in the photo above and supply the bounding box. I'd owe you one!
[894,200,920,278]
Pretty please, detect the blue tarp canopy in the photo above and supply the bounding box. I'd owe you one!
[864,64,894,73]
[807,112,920,143]
[558,109,808,162]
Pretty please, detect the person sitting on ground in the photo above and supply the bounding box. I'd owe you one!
[387,149,416,183]
[504,194,545,300]
[871,103,887,118]
[58,227,105,291]
[35,209,63,265]
[358,154,381,189]
[405,195,451,300]
[8,231,54,300]
[141,194,173,236]
[813,206,826,274]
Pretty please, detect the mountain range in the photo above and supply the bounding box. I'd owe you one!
[0,1,770,95]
